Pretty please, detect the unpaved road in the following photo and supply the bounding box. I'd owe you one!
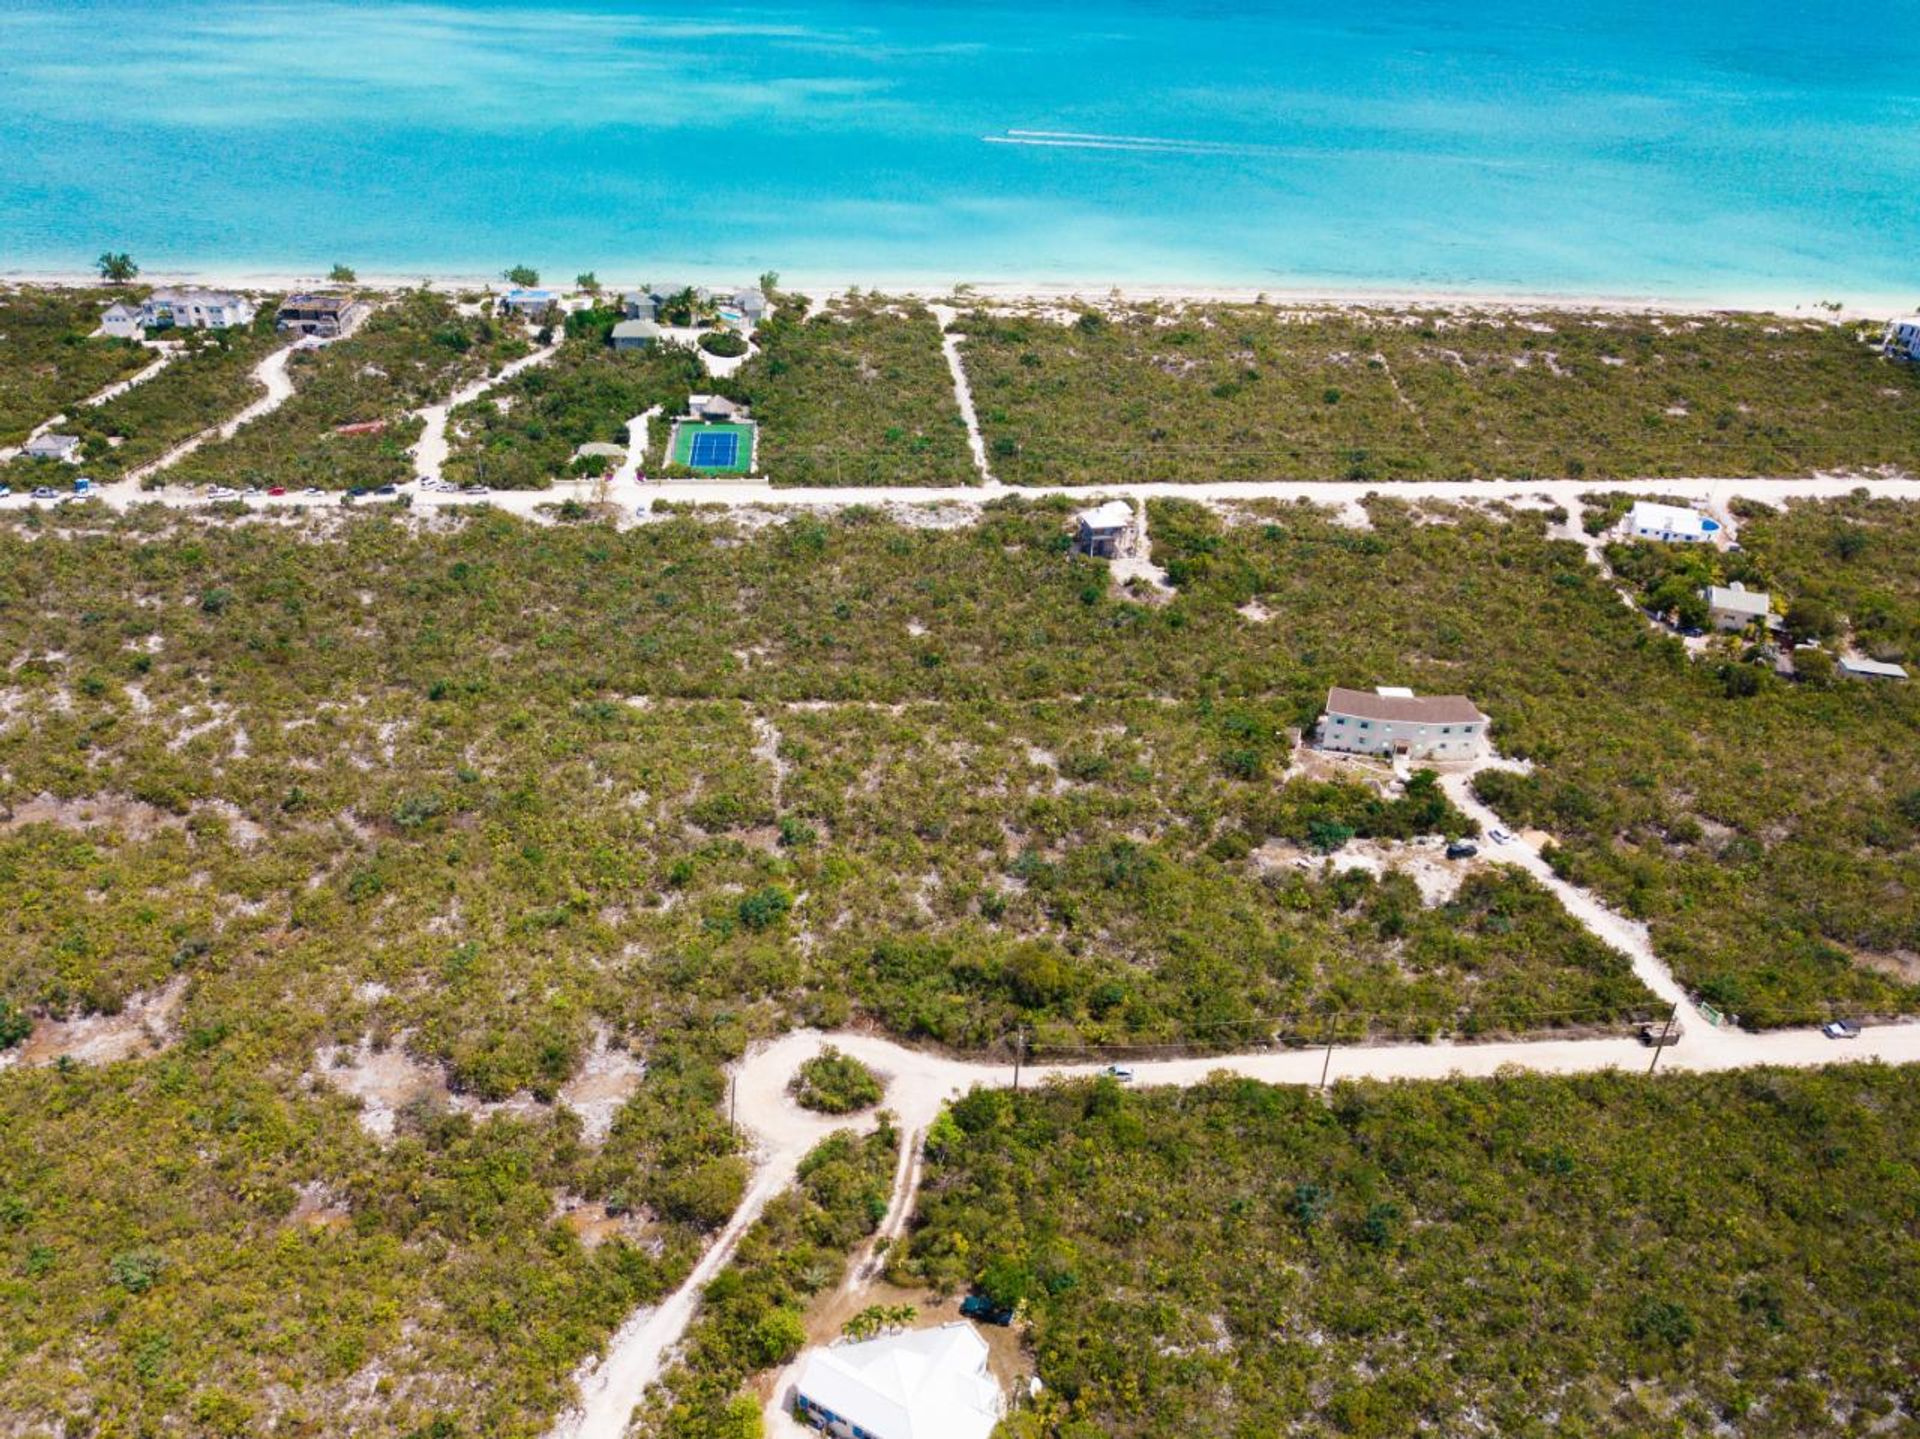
[409,339,562,484]
[550,768,1920,1439]
[13,470,1920,526]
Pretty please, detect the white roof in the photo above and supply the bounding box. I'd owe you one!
[795,1324,1001,1439]
[1077,500,1134,530]
[610,319,661,338]
[1375,685,1416,698]
[1705,584,1769,616]
[1839,655,1909,679]
[1627,500,1713,534]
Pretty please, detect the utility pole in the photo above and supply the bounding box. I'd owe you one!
[729,1075,737,1127]
[1319,1016,1337,1092]
[1012,1029,1025,1092]
[1646,1002,1678,1077]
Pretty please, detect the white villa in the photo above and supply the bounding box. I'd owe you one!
[793,1324,1002,1439]
[1883,316,1920,362]
[1703,583,1771,632]
[1318,686,1490,762]
[1623,500,1721,545]
[103,290,254,334]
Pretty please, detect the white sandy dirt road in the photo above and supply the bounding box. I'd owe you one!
[552,764,1920,1439]
[15,470,1920,525]
[548,754,1920,1439]
[409,338,563,484]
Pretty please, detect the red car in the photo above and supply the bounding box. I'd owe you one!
[267,486,287,496]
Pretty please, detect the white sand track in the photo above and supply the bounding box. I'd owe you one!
[409,338,563,484]
[927,303,994,486]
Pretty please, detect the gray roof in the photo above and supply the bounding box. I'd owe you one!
[26,432,80,454]
[1705,584,1770,616]
[610,319,661,339]
[1325,686,1487,725]
[1839,655,1909,680]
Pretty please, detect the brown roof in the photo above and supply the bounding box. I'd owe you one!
[1325,687,1487,725]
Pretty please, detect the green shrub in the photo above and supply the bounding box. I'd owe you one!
[791,1047,884,1114]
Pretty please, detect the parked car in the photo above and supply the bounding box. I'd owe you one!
[372,484,398,496]
[0,486,12,498]
[301,487,325,497]
[1445,839,1479,860]
[1638,1021,1684,1047]
[206,485,238,501]
[72,476,93,495]
[959,1294,1015,1326]
[1487,828,1516,845]
[1822,1019,1861,1040]
[461,484,489,496]
[1103,1064,1135,1082]
[267,486,287,496]
[30,486,60,500]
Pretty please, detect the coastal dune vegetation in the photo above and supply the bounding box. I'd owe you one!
[953,303,1920,485]
[0,287,154,445]
[730,291,975,487]
[166,289,526,493]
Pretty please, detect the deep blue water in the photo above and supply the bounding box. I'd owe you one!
[1,0,1916,297]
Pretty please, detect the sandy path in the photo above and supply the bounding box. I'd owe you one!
[111,342,298,489]
[0,348,179,461]
[927,303,993,486]
[409,339,562,484]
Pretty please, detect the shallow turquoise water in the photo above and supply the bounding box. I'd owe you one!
[2,0,1916,297]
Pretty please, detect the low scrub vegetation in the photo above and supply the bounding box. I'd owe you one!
[0,287,154,445]
[792,1047,884,1113]
[955,303,1920,484]
[442,324,704,490]
[167,289,525,492]
[638,1122,898,1439]
[732,292,974,487]
[905,1066,1920,1438]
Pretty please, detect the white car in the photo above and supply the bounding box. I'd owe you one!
[1103,1064,1135,1083]
[0,486,11,498]
[1488,828,1517,845]
[207,485,239,501]
[301,487,325,497]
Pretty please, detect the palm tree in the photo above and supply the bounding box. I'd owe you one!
[96,252,139,283]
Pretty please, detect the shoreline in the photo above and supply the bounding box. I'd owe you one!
[1,266,1907,323]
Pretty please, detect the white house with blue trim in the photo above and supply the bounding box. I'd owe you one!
[1624,501,1720,544]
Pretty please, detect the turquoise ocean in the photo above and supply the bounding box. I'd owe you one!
[1,0,1916,299]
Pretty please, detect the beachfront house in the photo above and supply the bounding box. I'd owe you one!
[1704,582,1772,633]
[792,1323,1002,1439]
[1624,500,1721,545]
[101,302,145,340]
[25,433,83,463]
[144,289,255,330]
[610,319,662,352]
[1839,655,1910,682]
[1317,686,1490,761]
[1883,316,1920,362]
[724,286,769,331]
[1074,500,1136,558]
[500,288,559,319]
[276,293,367,339]
[621,291,658,323]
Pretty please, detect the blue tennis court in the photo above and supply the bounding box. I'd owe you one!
[689,430,739,468]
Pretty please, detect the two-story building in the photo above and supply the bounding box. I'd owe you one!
[275,293,368,339]
[103,290,255,335]
[1317,686,1490,761]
